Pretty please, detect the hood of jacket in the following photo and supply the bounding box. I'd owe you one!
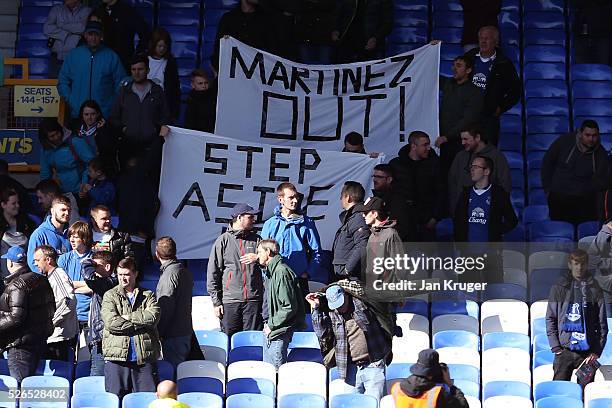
[564,133,605,173]
[272,205,305,225]
[399,375,438,397]
[40,215,65,235]
[597,222,612,237]
[371,219,398,235]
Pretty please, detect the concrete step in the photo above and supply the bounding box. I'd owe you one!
[0,0,19,15]
[0,32,16,49]
[0,15,17,32]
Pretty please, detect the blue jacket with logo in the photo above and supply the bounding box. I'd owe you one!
[58,44,125,118]
[40,135,96,194]
[27,215,70,272]
[261,206,323,278]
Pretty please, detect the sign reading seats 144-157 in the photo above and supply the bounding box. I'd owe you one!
[13,85,60,117]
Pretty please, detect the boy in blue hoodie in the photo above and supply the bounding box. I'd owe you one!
[58,220,94,334]
[27,196,71,272]
[81,157,116,214]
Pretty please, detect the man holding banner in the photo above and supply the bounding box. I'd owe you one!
[261,183,324,309]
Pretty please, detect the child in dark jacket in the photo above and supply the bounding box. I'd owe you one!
[81,157,116,214]
[184,69,217,133]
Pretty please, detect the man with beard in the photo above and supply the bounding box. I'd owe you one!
[27,196,71,272]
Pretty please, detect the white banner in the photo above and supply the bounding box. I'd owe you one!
[215,37,440,158]
[155,127,381,259]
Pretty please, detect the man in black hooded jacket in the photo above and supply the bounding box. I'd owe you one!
[0,246,56,383]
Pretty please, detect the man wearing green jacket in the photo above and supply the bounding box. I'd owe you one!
[257,239,305,370]
[102,257,160,398]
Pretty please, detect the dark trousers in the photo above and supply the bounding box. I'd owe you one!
[42,338,76,362]
[8,343,45,383]
[553,349,591,381]
[104,360,157,399]
[222,301,263,339]
[548,191,597,225]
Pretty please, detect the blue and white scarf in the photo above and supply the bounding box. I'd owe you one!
[562,281,590,351]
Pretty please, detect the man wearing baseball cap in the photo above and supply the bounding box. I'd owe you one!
[207,203,264,338]
[0,246,56,383]
[306,283,393,401]
[391,349,468,407]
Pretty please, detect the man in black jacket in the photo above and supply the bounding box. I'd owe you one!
[333,0,393,62]
[0,246,55,383]
[155,237,194,368]
[109,54,170,179]
[97,0,150,72]
[542,119,609,225]
[90,205,133,265]
[390,131,446,241]
[546,249,608,381]
[371,164,411,242]
[207,204,263,338]
[332,182,370,280]
[464,26,521,146]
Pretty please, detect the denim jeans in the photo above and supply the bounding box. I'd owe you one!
[263,329,294,370]
[161,335,192,368]
[342,358,387,401]
[8,344,44,383]
[89,342,105,376]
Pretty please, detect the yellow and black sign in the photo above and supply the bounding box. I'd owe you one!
[13,85,60,117]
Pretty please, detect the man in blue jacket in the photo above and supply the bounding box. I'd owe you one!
[58,20,125,120]
[261,182,323,315]
[27,196,71,272]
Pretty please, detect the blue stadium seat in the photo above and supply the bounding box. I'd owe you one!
[433,330,480,350]
[227,394,275,408]
[502,0,519,12]
[524,45,566,63]
[394,11,428,27]
[178,392,223,408]
[589,399,612,408]
[279,394,326,408]
[571,64,612,81]
[166,26,199,43]
[524,29,566,46]
[575,116,612,133]
[525,80,567,99]
[72,392,119,408]
[19,6,52,24]
[529,220,574,241]
[524,11,565,29]
[500,115,522,134]
[533,350,555,369]
[527,116,570,134]
[577,221,600,239]
[431,300,479,320]
[530,268,566,302]
[435,218,454,241]
[173,42,198,59]
[534,380,582,401]
[572,81,612,99]
[431,28,462,44]
[481,284,527,302]
[227,378,275,398]
[499,134,522,152]
[29,57,51,76]
[433,11,463,28]
[21,0,62,5]
[0,375,17,407]
[574,100,612,117]
[397,299,429,316]
[524,0,564,12]
[232,331,264,349]
[388,27,428,44]
[124,0,154,7]
[395,0,428,12]
[195,330,228,365]
[229,347,263,363]
[330,394,378,408]
[386,363,411,381]
[205,0,239,9]
[532,317,547,339]
[454,380,479,398]
[440,43,464,61]
[526,135,556,152]
[502,46,520,65]
[18,24,47,41]
[525,63,565,80]
[505,152,524,170]
[447,364,480,384]
[500,29,519,46]
[511,189,525,210]
[527,151,546,169]
[499,11,519,30]
[523,205,549,224]
[205,9,226,25]
[532,333,550,353]
[73,376,105,394]
[193,281,208,296]
[482,332,529,352]
[158,0,199,7]
[526,98,569,117]
[178,377,224,396]
[122,392,157,408]
[535,397,583,408]
[35,359,72,380]
[511,169,524,190]
[432,0,462,10]
[484,381,531,400]
[159,8,200,26]
[287,331,321,362]
[528,188,547,206]
[15,40,51,58]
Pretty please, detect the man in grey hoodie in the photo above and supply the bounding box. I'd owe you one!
[587,220,612,315]
[542,119,608,225]
[448,123,511,215]
[207,203,263,338]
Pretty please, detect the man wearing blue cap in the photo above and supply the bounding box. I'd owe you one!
[307,284,393,401]
[207,203,264,338]
[390,349,468,407]
[0,246,56,383]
